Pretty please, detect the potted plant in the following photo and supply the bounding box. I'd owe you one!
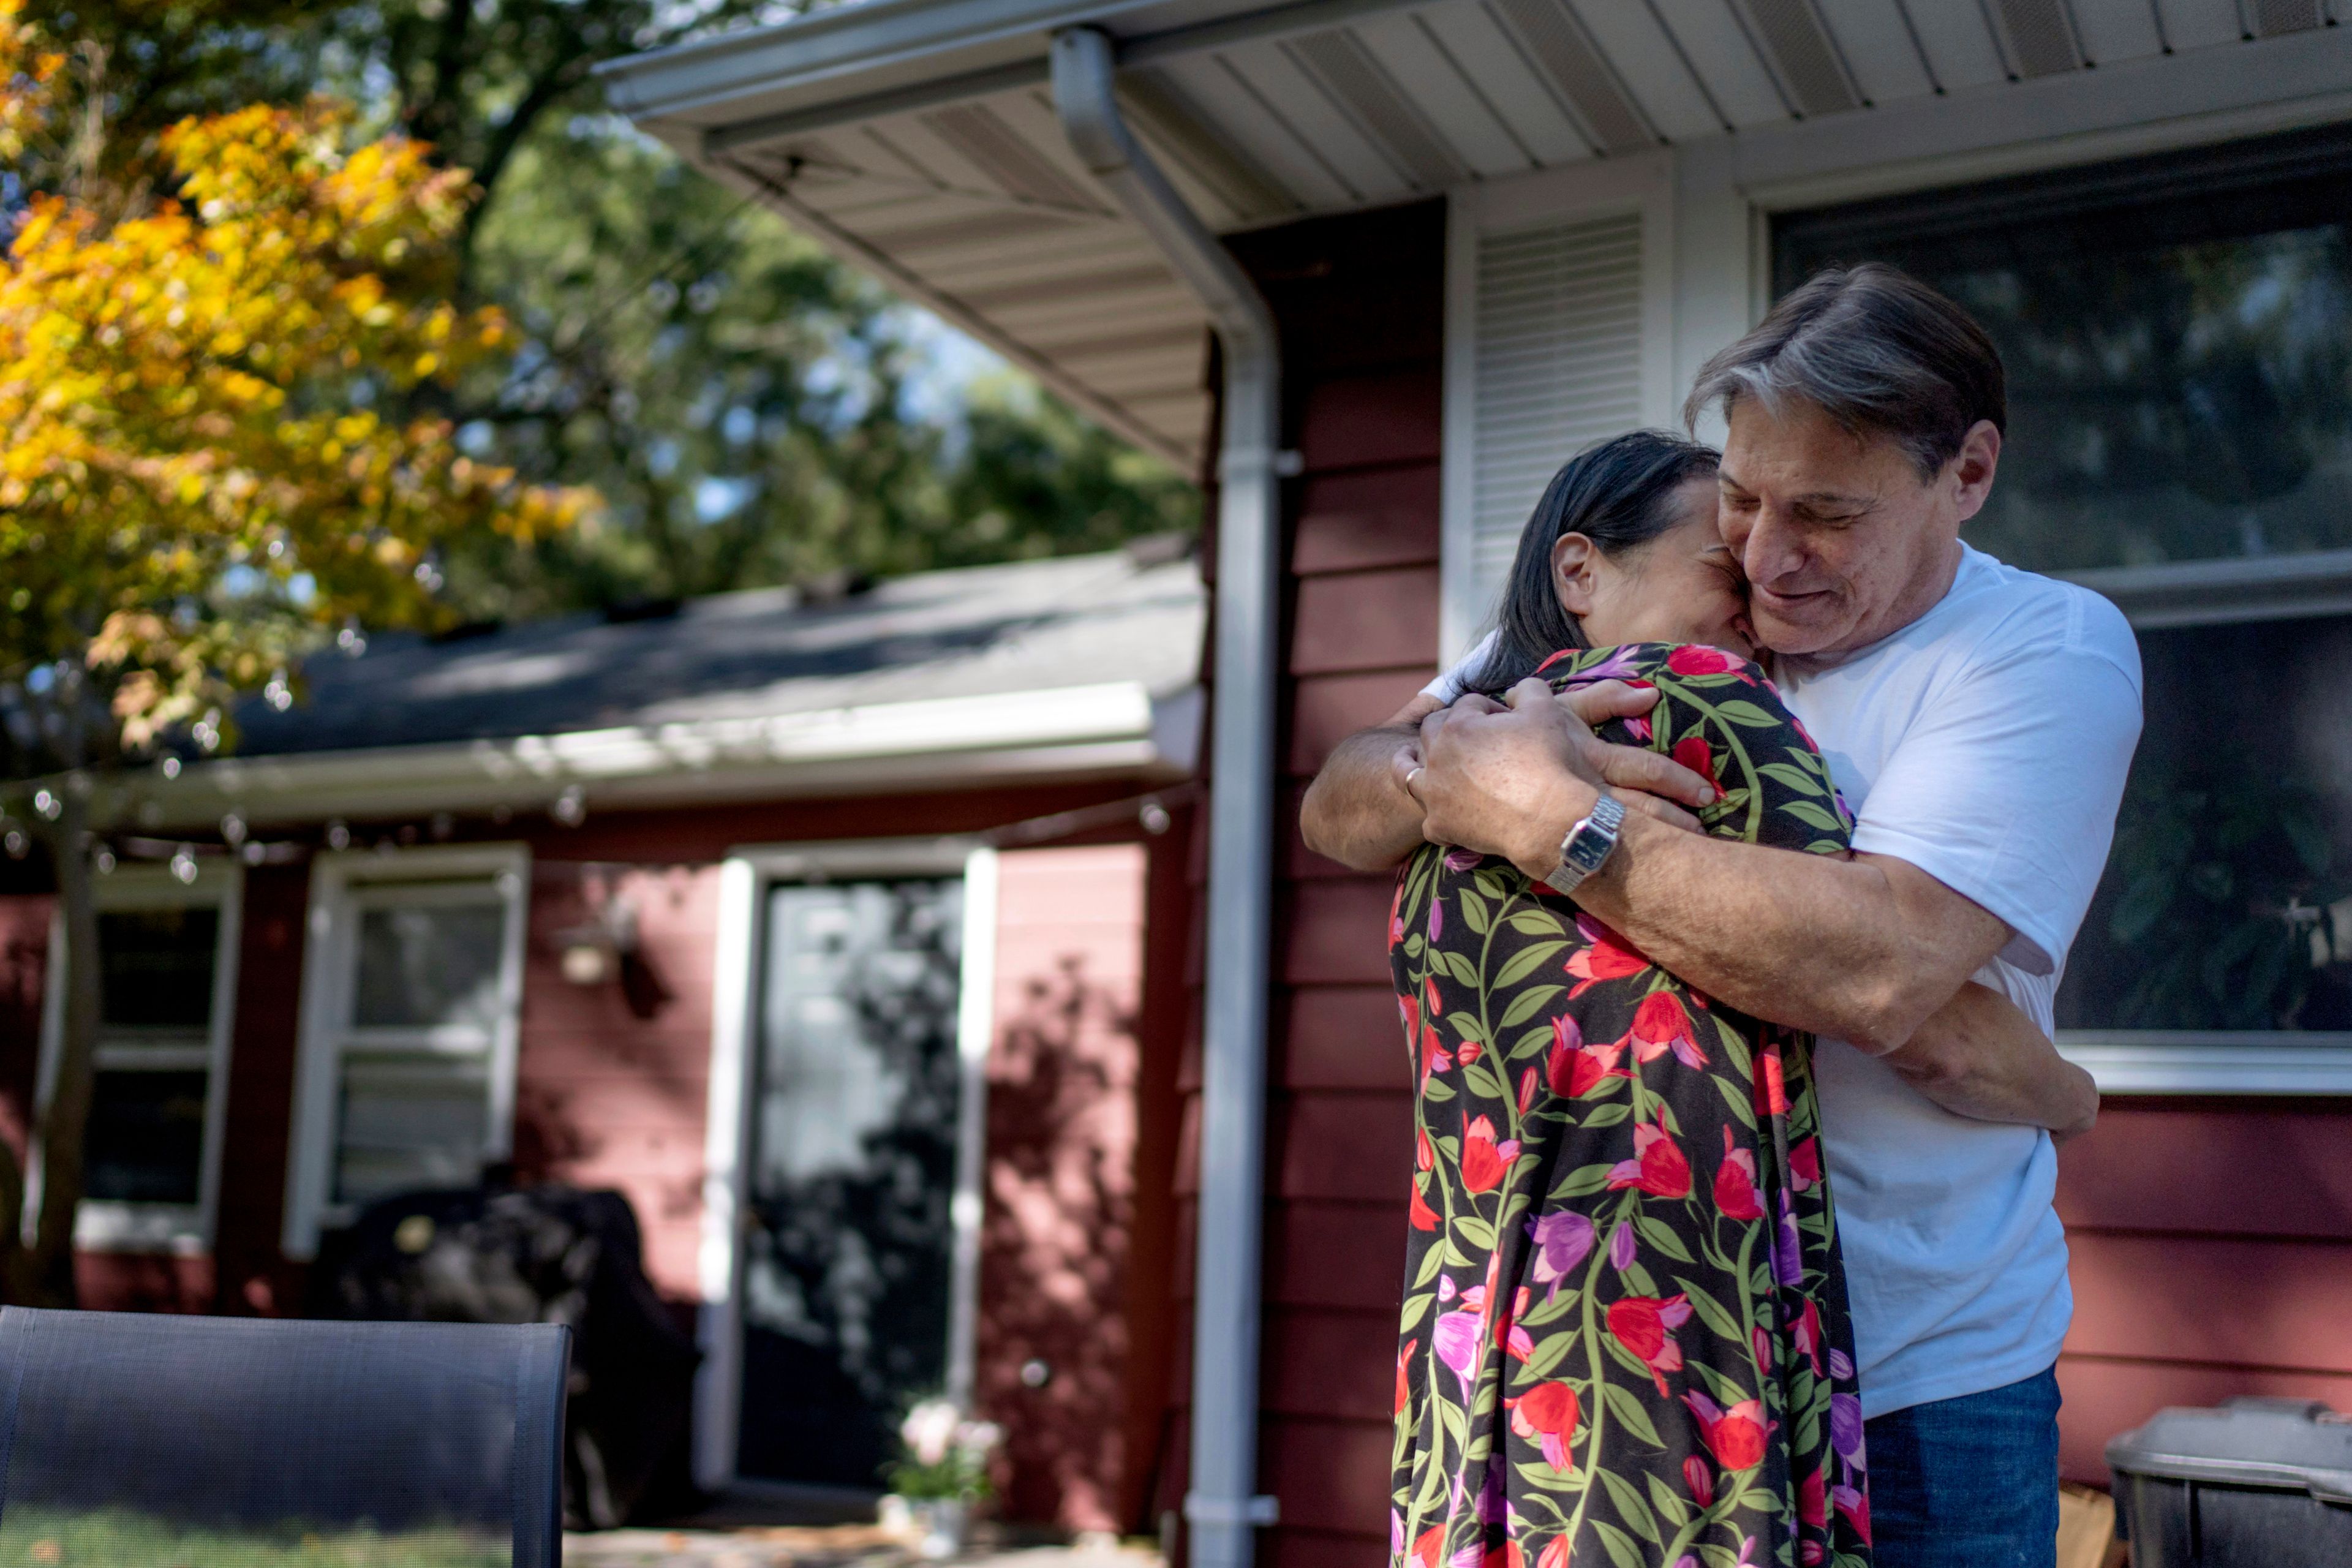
[880,1398,1003,1559]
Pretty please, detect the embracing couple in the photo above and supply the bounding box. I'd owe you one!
[1301,264,2144,1568]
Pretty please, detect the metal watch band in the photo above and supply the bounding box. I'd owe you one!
[1547,791,1626,893]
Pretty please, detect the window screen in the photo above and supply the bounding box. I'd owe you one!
[1774,123,2352,1037]
[81,906,223,1212]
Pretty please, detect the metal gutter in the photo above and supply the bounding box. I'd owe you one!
[599,0,1420,143]
[94,681,1202,831]
[1050,27,1283,1568]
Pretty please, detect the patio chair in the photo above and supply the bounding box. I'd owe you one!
[0,1306,567,1566]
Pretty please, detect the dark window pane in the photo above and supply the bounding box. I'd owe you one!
[1776,124,2352,573]
[351,903,505,1030]
[96,910,217,1031]
[85,1070,209,1204]
[2057,614,2352,1032]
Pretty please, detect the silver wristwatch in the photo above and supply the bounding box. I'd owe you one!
[1546,792,1626,894]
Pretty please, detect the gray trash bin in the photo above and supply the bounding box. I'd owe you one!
[2106,1396,2352,1567]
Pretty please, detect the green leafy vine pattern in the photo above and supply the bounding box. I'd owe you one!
[1388,643,1871,1568]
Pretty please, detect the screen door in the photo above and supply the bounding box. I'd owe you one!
[735,876,965,1487]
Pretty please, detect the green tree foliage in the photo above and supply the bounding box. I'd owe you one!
[52,0,1197,619]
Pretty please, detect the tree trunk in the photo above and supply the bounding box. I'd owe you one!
[23,785,99,1308]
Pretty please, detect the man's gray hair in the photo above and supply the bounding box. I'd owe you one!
[1684,262,2006,480]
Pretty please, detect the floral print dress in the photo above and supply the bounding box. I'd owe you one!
[1390,643,1872,1568]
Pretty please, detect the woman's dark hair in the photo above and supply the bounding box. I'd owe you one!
[1471,429,1720,694]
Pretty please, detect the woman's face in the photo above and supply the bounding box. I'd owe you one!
[1557,478,1753,658]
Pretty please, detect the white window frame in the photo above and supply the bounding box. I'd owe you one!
[281,843,530,1259]
[32,859,243,1254]
[692,836,999,1493]
[1439,151,1678,666]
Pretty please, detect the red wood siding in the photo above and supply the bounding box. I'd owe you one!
[2054,1099,2352,1481]
[1221,198,1445,1567]
[976,845,1147,1534]
[511,862,720,1300]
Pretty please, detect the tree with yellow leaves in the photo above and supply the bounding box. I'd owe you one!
[0,2,588,1303]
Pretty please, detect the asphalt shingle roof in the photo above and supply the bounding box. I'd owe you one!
[233,546,1205,756]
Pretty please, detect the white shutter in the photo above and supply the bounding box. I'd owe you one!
[1463,209,1646,638]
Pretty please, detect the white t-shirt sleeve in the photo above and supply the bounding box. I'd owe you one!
[1422,631,1498,704]
[1845,590,2143,976]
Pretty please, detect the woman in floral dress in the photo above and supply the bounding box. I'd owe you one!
[1390,432,1871,1568]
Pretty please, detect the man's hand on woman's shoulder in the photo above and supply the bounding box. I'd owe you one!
[1411,678,1713,877]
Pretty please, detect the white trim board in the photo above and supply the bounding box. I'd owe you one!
[280,843,532,1259]
[2057,1034,2352,1097]
[101,680,1199,833]
[30,860,244,1256]
[691,836,1000,1493]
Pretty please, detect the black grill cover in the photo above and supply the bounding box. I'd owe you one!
[316,1183,699,1527]
[0,1307,566,1565]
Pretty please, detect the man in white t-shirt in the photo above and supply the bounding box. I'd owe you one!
[1300,264,2141,1568]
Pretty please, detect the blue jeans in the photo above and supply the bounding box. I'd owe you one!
[1863,1366,2061,1568]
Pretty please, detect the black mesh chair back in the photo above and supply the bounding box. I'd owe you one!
[0,1307,567,1566]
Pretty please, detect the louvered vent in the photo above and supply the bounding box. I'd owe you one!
[922,104,1102,213]
[1992,0,2082,77]
[2249,0,2323,35]
[1466,211,1645,623]
[1287,29,1465,190]
[1491,0,1653,155]
[1740,0,1858,115]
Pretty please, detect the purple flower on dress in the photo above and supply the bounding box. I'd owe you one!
[1828,1347,1854,1383]
[1474,1453,1508,1524]
[1609,1219,1637,1271]
[1559,646,1645,687]
[1437,1273,1457,1303]
[1392,1510,1405,1556]
[1830,1393,1866,1467]
[1528,1212,1594,1301]
[1428,895,1444,942]
[1444,848,1483,872]
[1432,1308,1483,1393]
[1770,1191,1803,1289]
[1450,1545,1485,1568]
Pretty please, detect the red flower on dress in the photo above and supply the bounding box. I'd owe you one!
[1833,1483,1872,1544]
[1607,1114,1692,1198]
[1398,992,1419,1050]
[1547,1012,1628,1099]
[1792,1295,1824,1377]
[1518,1066,1539,1114]
[1460,1115,1521,1194]
[1409,1176,1440,1232]
[1754,1044,1789,1116]
[1566,913,1649,995]
[1426,976,1443,1019]
[1493,1286,1535,1362]
[1713,1126,1765,1221]
[1670,735,1721,795]
[1415,1125,1435,1172]
[1507,1381,1581,1471]
[1535,1537,1571,1568]
[1789,1136,1821,1192]
[1420,1027,1452,1090]
[1666,644,1741,676]
[1683,1454,1714,1509]
[1798,1466,1827,1529]
[1389,878,1407,951]
[1626,990,1708,1069]
[1411,1525,1446,1568]
[1683,1389,1768,1472]
[1606,1293,1694,1396]
[1395,1337,1416,1415]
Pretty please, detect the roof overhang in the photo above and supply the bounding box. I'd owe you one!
[102,680,1202,832]
[603,2,2352,474]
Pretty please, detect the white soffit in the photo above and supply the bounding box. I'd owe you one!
[604,0,2352,470]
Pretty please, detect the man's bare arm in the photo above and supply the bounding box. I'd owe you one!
[1300,682,1714,873]
[1414,684,2010,1052]
[1884,982,2098,1140]
[1297,695,1442,872]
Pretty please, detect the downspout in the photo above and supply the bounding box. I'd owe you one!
[1050,28,1282,1568]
